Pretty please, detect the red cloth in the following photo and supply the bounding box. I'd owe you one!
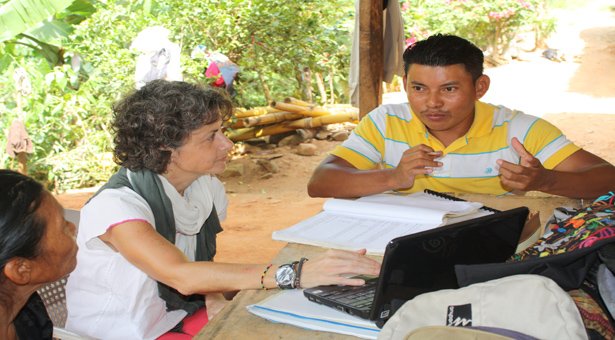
[205,62,226,87]
[156,307,209,339]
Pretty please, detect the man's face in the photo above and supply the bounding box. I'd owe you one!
[405,64,488,144]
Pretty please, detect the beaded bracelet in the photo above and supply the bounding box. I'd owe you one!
[260,264,273,290]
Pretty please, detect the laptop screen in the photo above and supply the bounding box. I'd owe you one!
[371,206,529,321]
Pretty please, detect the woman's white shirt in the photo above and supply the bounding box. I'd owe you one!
[65,174,227,340]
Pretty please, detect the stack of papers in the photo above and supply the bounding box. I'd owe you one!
[273,192,489,255]
[247,290,380,339]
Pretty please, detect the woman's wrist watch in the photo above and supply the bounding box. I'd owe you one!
[275,257,309,289]
[275,261,299,289]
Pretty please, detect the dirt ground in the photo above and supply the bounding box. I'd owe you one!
[55,1,615,265]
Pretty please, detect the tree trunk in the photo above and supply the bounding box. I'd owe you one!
[294,69,304,99]
[258,72,272,103]
[302,67,313,103]
[328,67,335,104]
[315,72,327,105]
[251,35,272,103]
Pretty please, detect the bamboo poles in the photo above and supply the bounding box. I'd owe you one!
[226,97,359,142]
[227,125,298,142]
[283,97,312,107]
[243,111,302,127]
[270,101,330,117]
[285,111,358,129]
[233,106,281,118]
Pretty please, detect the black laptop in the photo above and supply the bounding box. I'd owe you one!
[303,205,529,327]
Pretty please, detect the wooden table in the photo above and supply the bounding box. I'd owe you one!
[195,194,583,339]
[196,243,363,339]
[455,193,584,227]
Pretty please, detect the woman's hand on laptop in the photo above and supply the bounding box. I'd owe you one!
[299,249,381,289]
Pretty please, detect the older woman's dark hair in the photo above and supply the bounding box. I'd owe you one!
[403,34,484,82]
[0,170,46,280]
[112,80,234,173]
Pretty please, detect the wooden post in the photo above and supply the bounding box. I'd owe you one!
[359,0,383,119]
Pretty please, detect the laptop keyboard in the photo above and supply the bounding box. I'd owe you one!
[320,280,377,310]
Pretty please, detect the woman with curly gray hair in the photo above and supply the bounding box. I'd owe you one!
[65,80,380,340]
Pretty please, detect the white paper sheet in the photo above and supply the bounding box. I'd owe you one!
[273,211,440,254]
[247,290,380,339]
[272,192,490,255]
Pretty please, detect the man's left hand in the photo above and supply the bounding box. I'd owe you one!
[497,137,552,193]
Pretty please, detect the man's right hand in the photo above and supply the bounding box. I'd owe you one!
[391,144,443,190]
[308,145,443,198]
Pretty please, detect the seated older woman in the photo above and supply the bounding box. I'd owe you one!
[0,170,78,340]
[65,80,380,340]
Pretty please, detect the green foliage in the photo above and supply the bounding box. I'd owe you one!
[546,0,587,9]
[0,0,559,190]
[65,0,354,107]
[0,0,75,42]
[401,0,556,60]
[0,58,116,191]
[160,0,353,106]
[0,0,114,191]
[1,0,355,189]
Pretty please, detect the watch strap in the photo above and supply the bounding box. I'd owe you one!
[294,257,308,289]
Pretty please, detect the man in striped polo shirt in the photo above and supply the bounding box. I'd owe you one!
[308,34,614,199]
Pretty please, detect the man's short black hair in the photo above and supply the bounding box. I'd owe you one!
[403,34,484,81]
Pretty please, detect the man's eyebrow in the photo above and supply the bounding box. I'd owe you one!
[409,80,460,88]
[441,81,460,86]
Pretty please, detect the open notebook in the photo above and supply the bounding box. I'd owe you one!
[272,190,494,255]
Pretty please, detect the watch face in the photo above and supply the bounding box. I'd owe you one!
[276,264,296,288]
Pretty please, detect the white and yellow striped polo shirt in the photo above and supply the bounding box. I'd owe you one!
[330,101,580,195]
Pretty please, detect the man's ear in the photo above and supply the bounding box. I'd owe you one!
[3,258,33,285]
[475,74,490,99]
